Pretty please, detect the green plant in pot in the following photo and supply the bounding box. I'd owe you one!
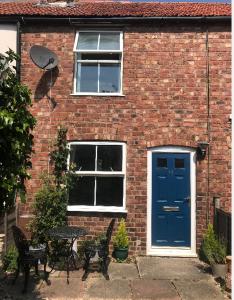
[113,218,129,262]
[200,224,227,278]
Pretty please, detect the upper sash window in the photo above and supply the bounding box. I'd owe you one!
[73,31,123,95]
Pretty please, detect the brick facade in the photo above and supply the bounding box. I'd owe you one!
[19,21,231,255]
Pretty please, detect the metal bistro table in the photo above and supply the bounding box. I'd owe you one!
[48,226,88,283]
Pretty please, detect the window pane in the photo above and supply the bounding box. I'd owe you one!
[70,145,95,171]
[157,158,167,168]
[77,32,98,50]
[96,177,123,206]
[78,63,98,92]
[97,145,122,171]
[69,176,95,206]
[175,158,184,169]
[99,64,120,93]
[99,33,120,50]
[81,53,120,60]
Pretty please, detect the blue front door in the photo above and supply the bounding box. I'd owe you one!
[152,153,191,247]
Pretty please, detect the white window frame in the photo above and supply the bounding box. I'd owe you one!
[72,30,124,96]
[67,141,127,213]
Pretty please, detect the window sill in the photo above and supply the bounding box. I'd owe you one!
[67,206,127,213]
[70,93,125,97]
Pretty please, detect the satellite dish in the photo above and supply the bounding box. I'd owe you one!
[30,45,58,70]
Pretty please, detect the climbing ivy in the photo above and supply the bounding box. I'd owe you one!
[50,127,70,187]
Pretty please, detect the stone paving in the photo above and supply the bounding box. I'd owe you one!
[0,257,229,300]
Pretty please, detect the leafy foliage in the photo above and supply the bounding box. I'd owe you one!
[200,224,226,265]
[50,127,69,187]
[2,245,18,272]
[113,218,129,249]
[29,127,75,245]
[0,49,36,210]
[29,174,68,245]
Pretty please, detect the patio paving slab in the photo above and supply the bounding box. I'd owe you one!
[131,279,180,300]
[0,274,43,300]
[137,257,210,280]
[84,278,132,300]
[109,263,139,280]
[173,279,226,300]
[39,278,85,300]
[0,257,228,300]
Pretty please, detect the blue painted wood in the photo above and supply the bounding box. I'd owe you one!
[152,153,191,247]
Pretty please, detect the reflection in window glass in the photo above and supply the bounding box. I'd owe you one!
[74,31,122,94]
[99,33,120,50]
[175,158,184,168]
[77,32,98,50]
[69,176,95,206]
[68,142,125,210]
[99,64,120,93]
[157,158,167,168]
[81,53,120,60]
[97,145,122,171]
[70,145,95,171]
[96,177,123,206]
[78,63,98,92]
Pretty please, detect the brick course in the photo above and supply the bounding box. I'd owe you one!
[19,21,231,255]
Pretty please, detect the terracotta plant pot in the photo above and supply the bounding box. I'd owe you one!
[114,247,128,261]
[211,263,227,279]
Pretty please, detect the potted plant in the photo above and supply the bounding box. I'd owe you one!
[113,218,129,261]
[201,224,227,278]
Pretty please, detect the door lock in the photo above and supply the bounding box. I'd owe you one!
[184,197,191,207]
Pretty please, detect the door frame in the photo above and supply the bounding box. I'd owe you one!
[147,146,197,257]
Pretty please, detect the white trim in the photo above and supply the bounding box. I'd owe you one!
[67,141,126,212]
[74,50,122,53]
[67,206,127,213]
[120,31,124,96]
[70,93,125,97]
[69,141,125,146]
[147,146,197,257]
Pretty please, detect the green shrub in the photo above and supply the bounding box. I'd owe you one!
[29,127,76,245]
[113,218,129,249]
[29,174,67,245]
[0,50,36,208]
[200,224,226,264]
[2,245,18,272]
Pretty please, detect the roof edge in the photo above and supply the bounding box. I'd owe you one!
[0,15,231,24]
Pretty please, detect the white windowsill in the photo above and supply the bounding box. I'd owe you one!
[70,93,125,97]
[147,247,197,257]
[67,206,127,213]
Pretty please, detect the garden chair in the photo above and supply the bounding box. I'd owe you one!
[11,225,49,293]
[82,219,115,281]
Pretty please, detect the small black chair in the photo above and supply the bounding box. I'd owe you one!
[11,225,49,293]
[82,219,115,281]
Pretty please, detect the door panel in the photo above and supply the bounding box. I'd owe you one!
[152,153,191,247]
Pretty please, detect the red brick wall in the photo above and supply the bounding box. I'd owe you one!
[19,22,231,255]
